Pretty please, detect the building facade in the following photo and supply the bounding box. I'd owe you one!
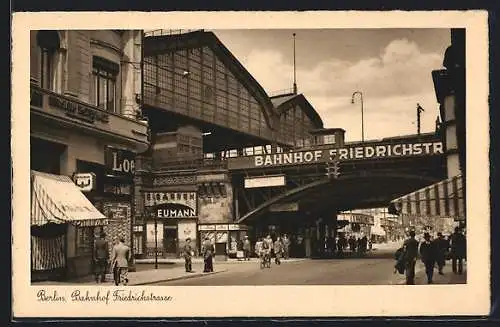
[30,30,148,280]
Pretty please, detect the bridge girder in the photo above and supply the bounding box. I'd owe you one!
[235,172,443,224]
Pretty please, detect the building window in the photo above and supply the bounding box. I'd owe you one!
[93,56,119,113]
[75,227,94,256]
[37,31,60,91]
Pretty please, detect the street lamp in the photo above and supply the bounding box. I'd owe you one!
[351,91,364,142]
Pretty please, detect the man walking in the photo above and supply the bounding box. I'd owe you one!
[282,234,290,260]
[403,230,419,285]
[450,227,466,274]
[111,237,131,286]
[433,232,449,275]
[183,238,194,272]
[274,237,284,265]
[93,231,109,283]
[419,232,437,284]
[243,236,252,261]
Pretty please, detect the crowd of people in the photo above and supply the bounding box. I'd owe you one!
[394,227,467,284]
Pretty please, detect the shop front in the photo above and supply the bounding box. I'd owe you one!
[198,224,249,259]
[31,170,109,281]
[143,191,198,258]
[390,174,465,236]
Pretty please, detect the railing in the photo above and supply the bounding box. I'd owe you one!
[152,157,228,171]
[144,29,205,38]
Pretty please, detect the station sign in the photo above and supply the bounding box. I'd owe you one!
[227,141,444,170]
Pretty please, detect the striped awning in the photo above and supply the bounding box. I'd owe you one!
[390,174,465,221]
[31,170,108,227]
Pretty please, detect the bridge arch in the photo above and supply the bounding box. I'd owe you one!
[236,172,442,224]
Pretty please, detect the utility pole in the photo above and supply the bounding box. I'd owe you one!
[293,33,297,95]
[417,103,425,135]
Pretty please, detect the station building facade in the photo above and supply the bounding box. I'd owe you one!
[30,30,148,280]
[133,30,324,259]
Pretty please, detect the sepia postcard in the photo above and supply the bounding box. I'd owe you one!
[11,10,490,318]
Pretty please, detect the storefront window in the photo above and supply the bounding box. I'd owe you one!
[133,234,144,255]
[75,226,94,256]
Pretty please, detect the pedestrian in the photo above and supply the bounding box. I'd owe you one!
[265,234,274,258]
[282,234,291,260]
[255,237,263,257]
[274,237,283,265]
[450,227,466,274]
[202,237,215,273]
[402,230,419,285]
[111,237,131,286]
[243,236,252,261]
[183,238,194,273]
[93,231,109,283]
[419,232,437,284]
[433,232,449,275]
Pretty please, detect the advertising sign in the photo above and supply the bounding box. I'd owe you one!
[244,175,286,188]
[144,192,198,218]
[269,202,299,212]
[73,172,96,192]
[227,141,444,170]
[104,146,136,177]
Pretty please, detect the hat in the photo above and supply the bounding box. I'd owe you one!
[424,232,431,239]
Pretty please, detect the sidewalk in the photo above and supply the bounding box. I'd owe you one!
[134,257,307,264]
[32,265,227,286]
[32,258,308,286]
[392,260,467,285]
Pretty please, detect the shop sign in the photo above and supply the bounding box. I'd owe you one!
[227,141,444,169]
[215,225,229,231]
[73,172,96,192]
[269,202,299,212]
[144,191,197,208]
[244,175,286,189]
[198,225,216,231]
[48,95,109,124]
[228,224,242,230]
[133,225,144,232]
[155,202,196,218]
[105,147,136,177]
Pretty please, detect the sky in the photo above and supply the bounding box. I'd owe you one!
[211,29,451,142]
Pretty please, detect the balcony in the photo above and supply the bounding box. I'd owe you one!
[30,83,149,153]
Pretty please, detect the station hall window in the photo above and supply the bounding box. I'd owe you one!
[37,31,60,91]
[93,56,119,113]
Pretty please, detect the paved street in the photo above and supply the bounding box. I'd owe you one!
[151,242,466,286]
[153,245,403,286]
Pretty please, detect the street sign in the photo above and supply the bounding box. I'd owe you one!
[244,174,286,188]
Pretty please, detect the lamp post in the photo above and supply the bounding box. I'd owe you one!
[351,91,364,142]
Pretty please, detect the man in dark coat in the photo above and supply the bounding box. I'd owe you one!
[419,233,437,284]
[183,238,194,273]
[450,227,466,274]
[202,237,215,273]
[403,230,419,285]
[243,236,252,261]
[433,232,449,275]
[93,231,109,283]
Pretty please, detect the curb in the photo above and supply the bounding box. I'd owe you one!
[131,269,228,286]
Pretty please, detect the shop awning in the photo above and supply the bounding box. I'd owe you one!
[31,170,108,227]
[390,174,465,221]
